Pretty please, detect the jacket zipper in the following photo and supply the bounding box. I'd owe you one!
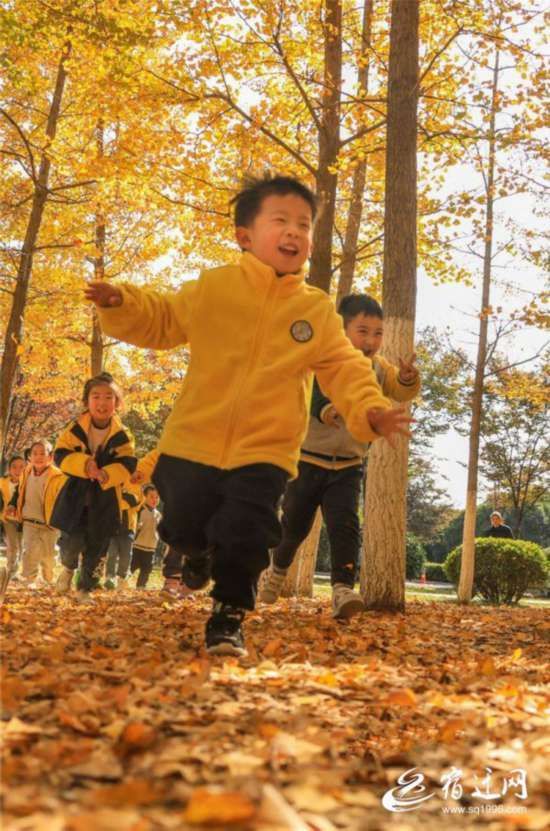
[219,279,278,467]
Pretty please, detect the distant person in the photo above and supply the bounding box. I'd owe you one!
[0,455,26,580]
[8,440,65,587]
[484,511,514,539]
[130,485,162,589]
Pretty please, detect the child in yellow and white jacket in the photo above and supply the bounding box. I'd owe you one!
[53,372,136,599]
[9,440,65,586]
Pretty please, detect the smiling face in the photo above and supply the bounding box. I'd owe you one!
[491,513,503,527]
[145,488,160,508]
[235,193,313,276]
[87,383,117,427]
[9,458,25,482]
[30,443,52,473]
[345,313,384,358]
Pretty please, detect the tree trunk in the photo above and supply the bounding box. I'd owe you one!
[286,0,341,597]
[362,0,419,612]
[0,43,70,452]
[336,0,373,306]
[458,48,500,603]
[308,0,342,292]
[91,120,105,376]
[280,509,322,598]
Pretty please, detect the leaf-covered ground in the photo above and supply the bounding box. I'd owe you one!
[1,586,549,831]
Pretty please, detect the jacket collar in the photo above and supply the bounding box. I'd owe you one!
[77,411,123,445]
[240,252,307,296]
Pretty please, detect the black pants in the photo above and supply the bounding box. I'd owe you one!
[153,455,288,610]
[59,514,112,592]
[131,546,154,588]
[273,461,362,587]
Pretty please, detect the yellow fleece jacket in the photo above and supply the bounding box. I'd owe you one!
[98,253,391,477]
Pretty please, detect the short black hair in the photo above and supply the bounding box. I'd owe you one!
[8,454,24,468]
[338,294,383,326]
[143,484,158,495]
[231,173,318,228]
[82,371,123,409]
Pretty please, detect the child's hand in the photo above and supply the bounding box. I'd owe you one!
[85,459,101,480]
[85,281,123,308]
[5,506,16,519]
[322,405,341,429]
[367,406,412,448]
[398,353,418,384]
[130,470,145,484]
[97,469,109,485]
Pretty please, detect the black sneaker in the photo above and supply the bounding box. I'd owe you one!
[205,603,247,656]
[181,550,212,590]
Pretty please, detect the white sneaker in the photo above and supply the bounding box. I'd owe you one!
[116,577,128,591]
[55,567,74,595]
[259,567,287,604]
[331,584,365,620]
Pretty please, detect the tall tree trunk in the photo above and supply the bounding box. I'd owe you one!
[91,120,105,375]
[361,0,419,612]
[0,43,70,453]
[280,509,322,598]
[308,0,342,292]
[336,0,373,305]
[458,48,500,603]
[285,0,342,593]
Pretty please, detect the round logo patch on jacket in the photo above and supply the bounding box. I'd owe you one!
[290,320,313,343]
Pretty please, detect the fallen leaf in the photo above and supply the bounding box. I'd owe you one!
[184,788,256,825]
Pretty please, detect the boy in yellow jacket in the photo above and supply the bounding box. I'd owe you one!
[7,440,65,586]
[86,174,410,656]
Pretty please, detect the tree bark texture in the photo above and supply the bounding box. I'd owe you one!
[458,48,500,603]
[362,0,419,612]
[280,509,322,598]
[308,0,342,292]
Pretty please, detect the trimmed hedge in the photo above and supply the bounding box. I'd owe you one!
[444,538,548,604]
[425,562,449,582]
[406,534,427,580]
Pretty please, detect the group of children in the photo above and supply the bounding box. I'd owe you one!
[0,173,419,656]
[0,384,164,599]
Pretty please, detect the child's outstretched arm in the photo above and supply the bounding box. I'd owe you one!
[376,353,421,402]
[367,407,412,447]
[85,279,198,350]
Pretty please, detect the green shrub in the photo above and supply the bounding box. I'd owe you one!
[444,538,549,604]
[406,534,427,580]
[425,562,449,582]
